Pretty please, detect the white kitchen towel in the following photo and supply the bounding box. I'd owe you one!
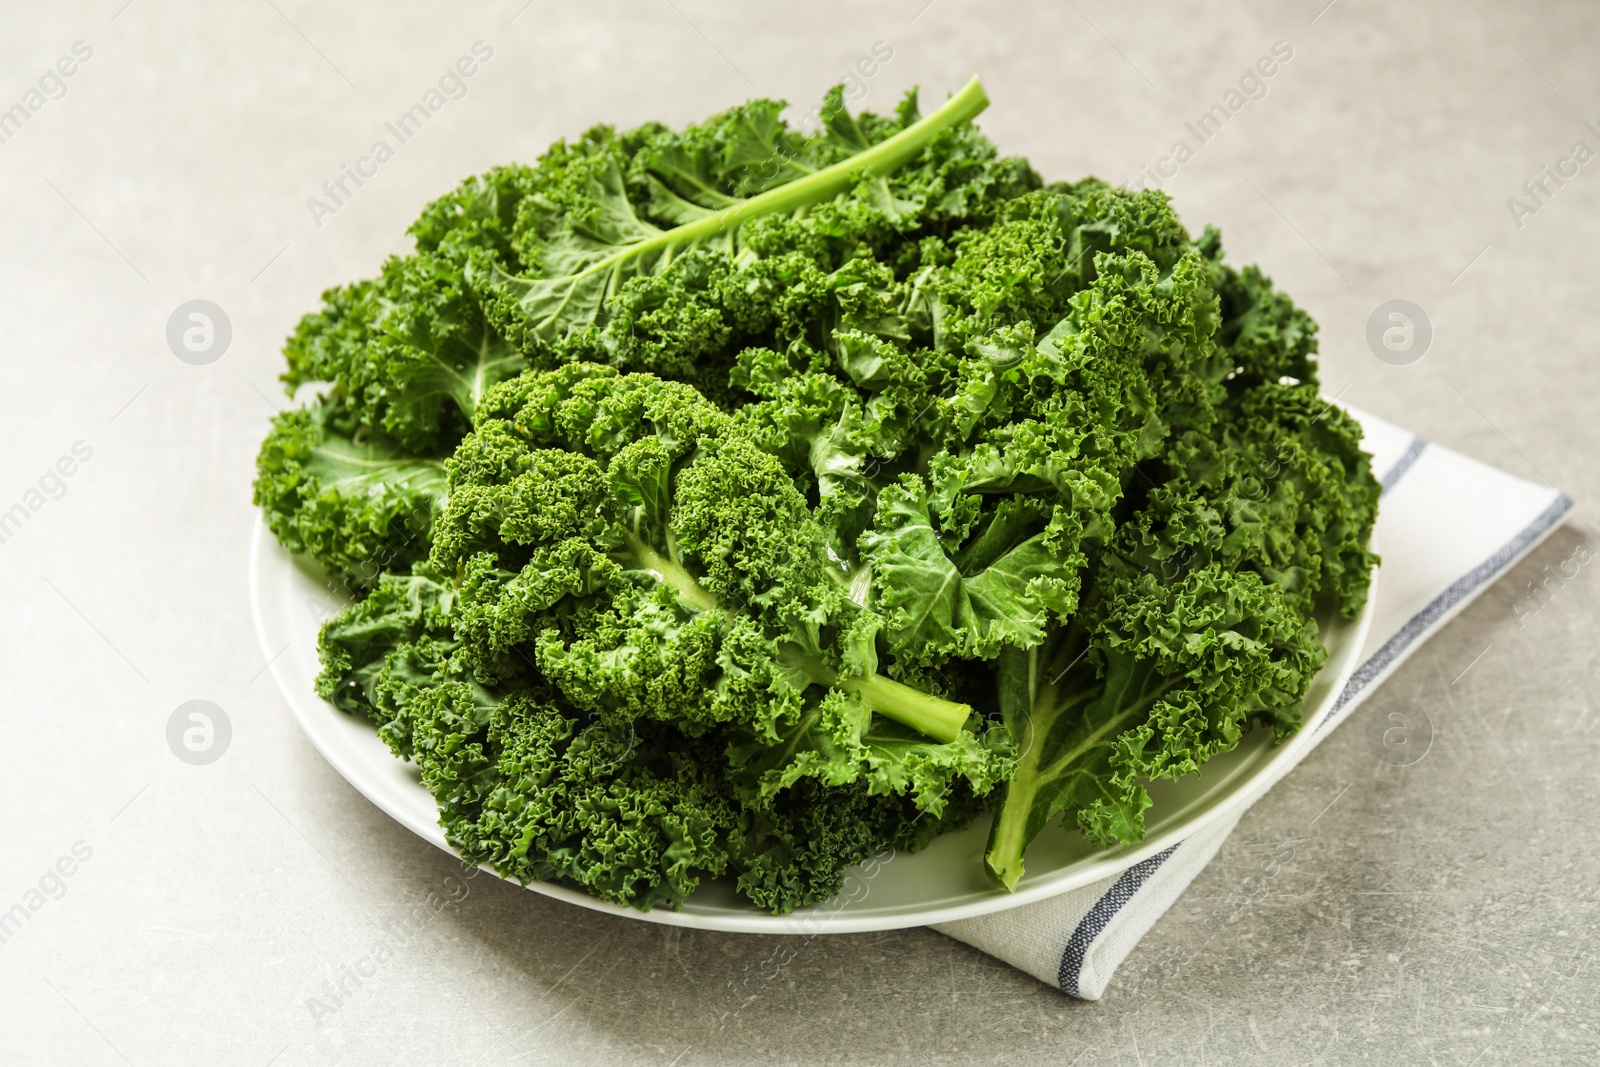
[933,408,1575,999]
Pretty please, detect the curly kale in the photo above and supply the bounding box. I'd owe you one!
[253,168,538,586]
[318,560,991,912]
[979,236,1378,889]
[263,77,1380,913]
[430,366,1010,806]
[254,398,447,587]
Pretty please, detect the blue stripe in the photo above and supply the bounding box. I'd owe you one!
[1380,437,1428,494]
[1057,844,1178,996]
[1319,491,1574,729]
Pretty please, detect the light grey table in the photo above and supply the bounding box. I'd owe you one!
[2,2,1596,1063]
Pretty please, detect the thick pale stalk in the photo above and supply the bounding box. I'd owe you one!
[840,674,971,744]
[782,648,972,743]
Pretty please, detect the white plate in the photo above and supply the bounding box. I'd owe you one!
[251,517,1376,934]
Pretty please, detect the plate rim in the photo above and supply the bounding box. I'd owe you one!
[250,516,1378,934]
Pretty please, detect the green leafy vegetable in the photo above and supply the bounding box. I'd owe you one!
[254,398,447,587]
[432,367,1005,794]
[478,79,991,359]
[258,78,1380,913]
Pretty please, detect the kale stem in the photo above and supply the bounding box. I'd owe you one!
[984,631,1093,891]
[841,672,971,744]
[558,78,989,285]
[783,646,971,743]
[985,772,1037,892]
[621,530,717,612]
[984,663,1062,891]
[653,77,989,247]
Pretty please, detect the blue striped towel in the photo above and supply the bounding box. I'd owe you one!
[933,407,1574,999]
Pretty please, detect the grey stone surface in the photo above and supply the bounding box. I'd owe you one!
[1,1,1596,1063]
